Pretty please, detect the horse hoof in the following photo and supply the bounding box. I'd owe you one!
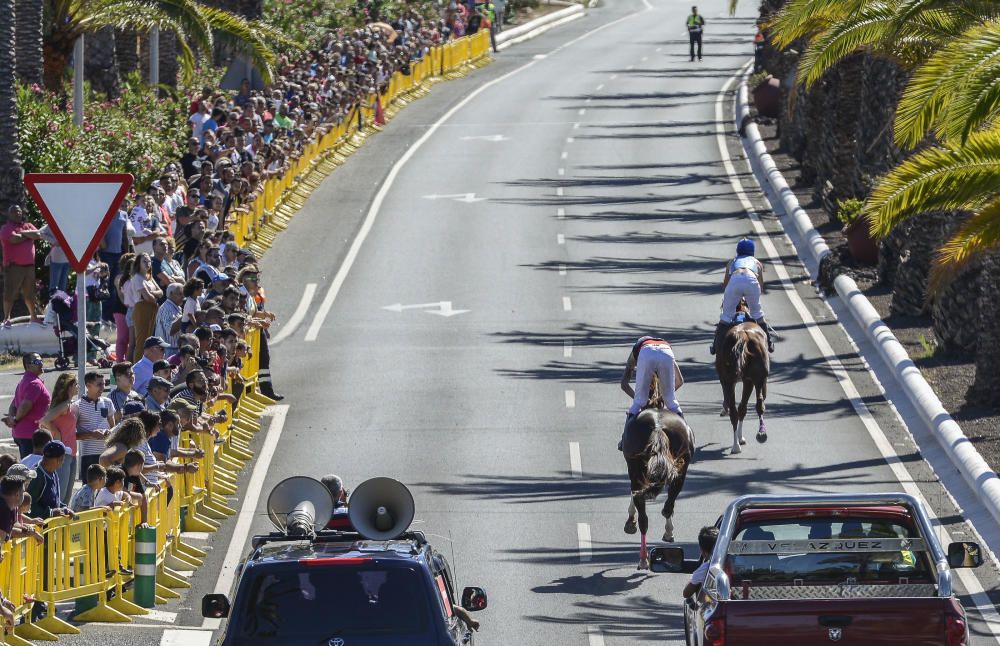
[624,518,637,535]
[662,533,674,542]
[638,558,650,570]
[757,431,768,443]
[731,444,742,455]
[739,438,747,445]
[719,408,728,418]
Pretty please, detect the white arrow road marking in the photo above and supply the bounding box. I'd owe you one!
[382,301,470,317]
[422,193,488,203]
[461,134,510,142]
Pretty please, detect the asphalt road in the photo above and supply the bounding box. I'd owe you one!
[56,0,1000,644]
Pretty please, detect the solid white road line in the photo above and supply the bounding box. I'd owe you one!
[559,264,567,276]
[564,340,573,357]
[588,626,606,646]
[577,523,592,562]
[565,390,576,408]
[161,630,214,646]
[716,64,1000,641]
[557,233,566,245]
[302,6,652,340]
[563,296,572,311]
[270,282,317,345]
[569,442,582,477]
[202,405,289,630]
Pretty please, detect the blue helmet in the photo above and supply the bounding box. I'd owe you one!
[736,238,755,257]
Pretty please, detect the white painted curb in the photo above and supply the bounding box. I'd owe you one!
[496,4,585,50]
[735,73,1000,529]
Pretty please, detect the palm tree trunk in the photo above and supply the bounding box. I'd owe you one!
[159,29,178,88]
[116,29,139,78]
[969,251,1000,406]
[84,26,121,98]
[14,0,42,86]
[0,0,25,208]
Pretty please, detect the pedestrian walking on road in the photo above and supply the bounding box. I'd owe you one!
[687,6,705,62]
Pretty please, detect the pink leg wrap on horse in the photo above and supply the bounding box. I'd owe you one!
[640,533,648,557]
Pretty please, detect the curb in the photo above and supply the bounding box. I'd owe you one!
[496,3,585,50]
[734,73,1000,529]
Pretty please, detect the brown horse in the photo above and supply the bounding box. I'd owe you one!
[715,299,769,454]
[621,380,694,570]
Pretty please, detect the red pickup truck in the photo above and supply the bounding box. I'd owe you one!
[650,493,984,646]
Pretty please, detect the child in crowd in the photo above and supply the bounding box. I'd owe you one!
[70,464,108,513]
[122,450,153,524]
[20,429,53,470]
[683,526,720,599]
[18,493,45,532]
[95,466,142,513]
[181,279,204,333]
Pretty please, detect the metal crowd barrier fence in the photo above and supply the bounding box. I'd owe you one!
[0,329,276,644]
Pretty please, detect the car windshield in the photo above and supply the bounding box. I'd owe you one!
[236,563,431,640]
[726,518,934,584]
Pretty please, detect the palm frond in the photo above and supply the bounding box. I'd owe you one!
[864,128,1000,236]
[929,195,1000,291]
[937,20,1000,144]
[196,5,300,85]
[768,0,862,49]
[795,3,902,88]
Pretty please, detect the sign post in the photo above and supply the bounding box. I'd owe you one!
[24,174,133,394]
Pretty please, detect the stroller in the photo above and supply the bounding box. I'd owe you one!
[48,290,111,370]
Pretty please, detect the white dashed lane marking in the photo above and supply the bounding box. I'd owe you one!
[563,296,572,311]
[565,390,576,408]
[569,442,582,477]
[577,523,592,562]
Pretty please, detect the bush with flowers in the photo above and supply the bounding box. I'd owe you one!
[263,0,441,50]
[17,74,190,191]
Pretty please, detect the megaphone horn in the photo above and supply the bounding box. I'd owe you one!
[266,476,335,536]
[348,477,415,541]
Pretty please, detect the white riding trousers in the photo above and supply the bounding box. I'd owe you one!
[629,344,682,415]
[720,270,764,321]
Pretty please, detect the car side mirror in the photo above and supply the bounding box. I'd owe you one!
[461,586,487,611]
[202,593,231,618]
[649,546,689,573]
[948,541,983,569]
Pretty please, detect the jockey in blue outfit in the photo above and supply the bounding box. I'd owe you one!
[710,238,775,355]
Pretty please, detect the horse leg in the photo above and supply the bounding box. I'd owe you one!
[737,381,751,447]
[756,381,768,443]
[624,498,637,534]
[661,463,688,542]
[726,381,742,455]
[635,495,650,570]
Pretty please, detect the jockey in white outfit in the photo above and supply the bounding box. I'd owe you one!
[710,238,775,355]
[619,336,684,450]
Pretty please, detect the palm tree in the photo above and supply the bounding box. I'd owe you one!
[15,0,43,85]
[0,0,24,209]
[42,0,296,92]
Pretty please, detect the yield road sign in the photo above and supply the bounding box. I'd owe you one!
[24,173,134,272]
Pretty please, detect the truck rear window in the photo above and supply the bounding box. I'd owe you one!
[727,518,933,585]
[236,564,430,641]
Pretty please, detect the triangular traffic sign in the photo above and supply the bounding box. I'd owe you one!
[24,173,134,273]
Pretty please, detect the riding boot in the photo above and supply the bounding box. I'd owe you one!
[618,413,635,451]
[755,317,775,353]
[709,321,727,355]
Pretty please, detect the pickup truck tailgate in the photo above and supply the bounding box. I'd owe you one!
[724,599,950,645]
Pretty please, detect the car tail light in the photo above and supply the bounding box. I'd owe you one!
[945,613,966,646]
[704,617,725,646]
[300,557,372,566]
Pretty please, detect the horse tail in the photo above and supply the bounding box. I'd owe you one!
[731,334,749,379]
[639,426,679,497]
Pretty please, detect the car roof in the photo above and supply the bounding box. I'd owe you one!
[737,505,914,524]
[248,533,434,568]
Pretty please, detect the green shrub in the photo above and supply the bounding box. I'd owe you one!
[748,70,770,89]
[836,198,865,227]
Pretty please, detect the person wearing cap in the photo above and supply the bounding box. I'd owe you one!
[709,238,775,355]
[153,360,174,382]
[134,336,169,396]
[145,376,174,413]
[25,442,76,520]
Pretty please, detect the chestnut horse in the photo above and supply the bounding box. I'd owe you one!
[715,299,769,454]
[621,379,694,570]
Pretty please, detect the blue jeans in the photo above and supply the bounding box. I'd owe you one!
[56,454,76,506]
[49,262,70,294]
